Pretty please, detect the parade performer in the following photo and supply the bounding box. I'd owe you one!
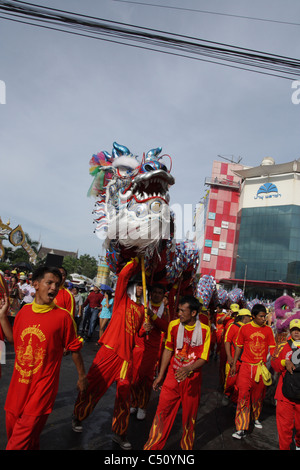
[218,304,240,388]
[271,318,300,450]
[54,267,75,318]
[211,304,225,359]
[0,274,13,378]
[130,283,169,420]
[144,296,211,450]
[231,304,276,439]
[4,266,87,450]
[223,309,252,403]
[72,257,145,450]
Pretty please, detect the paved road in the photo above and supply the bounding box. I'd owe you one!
[0,334,281,453]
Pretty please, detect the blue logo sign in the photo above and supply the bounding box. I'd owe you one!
[254,183,281,200]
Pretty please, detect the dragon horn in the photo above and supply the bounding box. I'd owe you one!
[146,147,162,160]
[112,142,131,159]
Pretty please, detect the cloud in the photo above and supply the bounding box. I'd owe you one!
[1,0,299,260]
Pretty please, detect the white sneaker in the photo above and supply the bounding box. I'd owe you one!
[254,420,263,429]
[232,430,246,439]
[72,415,83,433]
[137,408,146,420]
[130,407,137,414]
[112,433,132,450]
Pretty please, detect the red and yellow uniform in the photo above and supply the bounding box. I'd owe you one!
[0,273,9,378]
[271,339,300,450]
[73,258,144,436]
[144,318,210,450]
[131,301,169,410]
[54,286,75,317]
[234,321,276,431]
[224,321,242,401]
[5,300,83,449]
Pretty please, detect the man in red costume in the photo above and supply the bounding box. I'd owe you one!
[144,296,211,450]
[72,257,145,450]
[223,308,252,403]
[4,266,87,450]
[271,318,300,450]
[54,266,75,317]
[130,283,169,420]
[231,303,276,439]
[0,274,13,378]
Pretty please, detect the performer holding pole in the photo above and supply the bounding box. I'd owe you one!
[141,256,149,337]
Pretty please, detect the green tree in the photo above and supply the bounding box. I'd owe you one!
[62,254,98,279]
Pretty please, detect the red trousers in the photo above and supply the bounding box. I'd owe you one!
[144,367,202,450]
[6,411,49,450]
[276,399,300,450]
[224,362,240,403]
[74,346,131,436]
[235,362,266,431]
[131,345,158,409]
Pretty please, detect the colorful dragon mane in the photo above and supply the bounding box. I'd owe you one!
[88,142,199,293]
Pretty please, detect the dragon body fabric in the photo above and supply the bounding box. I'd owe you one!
[88,142,199,293]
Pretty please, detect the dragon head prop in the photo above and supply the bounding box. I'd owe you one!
[88,142,175,268]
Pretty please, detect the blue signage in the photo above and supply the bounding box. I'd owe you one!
[254,183,281,200]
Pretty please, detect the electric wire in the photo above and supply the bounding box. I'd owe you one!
[113,0,300,28]
[0,0,299,80]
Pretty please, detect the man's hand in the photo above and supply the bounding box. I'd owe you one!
[175,366,192,382]
[285,359,296,374]
[0,294,9,319]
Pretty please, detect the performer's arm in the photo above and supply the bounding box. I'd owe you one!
[152,348,173,390]
[0,294,13,343]
[175,357,206,382]
[114,258,140,308]
[149,311,169,333]
[71,351,88,393]
[230,346,242,376]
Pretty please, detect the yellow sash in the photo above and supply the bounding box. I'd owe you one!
[253,361,272,386]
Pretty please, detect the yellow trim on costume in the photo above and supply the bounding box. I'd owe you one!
[253,361,272,386]
[120,360,128,379]
[32,300,56,313]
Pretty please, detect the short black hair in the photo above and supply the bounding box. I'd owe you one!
[59,266,67,277]
[179,295,201,314]
[32,266,62,283]
[251,303,266,317]
[151,284,166,293]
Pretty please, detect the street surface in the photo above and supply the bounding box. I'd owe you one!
[0,331,285,454]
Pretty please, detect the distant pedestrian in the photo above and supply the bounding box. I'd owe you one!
[72,286,83,331]
[99,290,114,339]
[81,284,103,340]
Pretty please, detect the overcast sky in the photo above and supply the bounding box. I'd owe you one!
[0,0,299,261]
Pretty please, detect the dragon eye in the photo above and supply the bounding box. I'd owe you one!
[135,205,148,218]
[150,201,162,213]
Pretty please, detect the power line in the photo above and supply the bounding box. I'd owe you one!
[0,0,299,80]
[113,0,300,28]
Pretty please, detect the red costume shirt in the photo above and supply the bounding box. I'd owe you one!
[236,321,276,364]
[99,258,144,363]
[83,291,104,309]
[165,319,211,373]
[5,301,83,417]
[54,287,75,317]
[0,273,9,378]
[224,322,243,358]
[271,339,300,403]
